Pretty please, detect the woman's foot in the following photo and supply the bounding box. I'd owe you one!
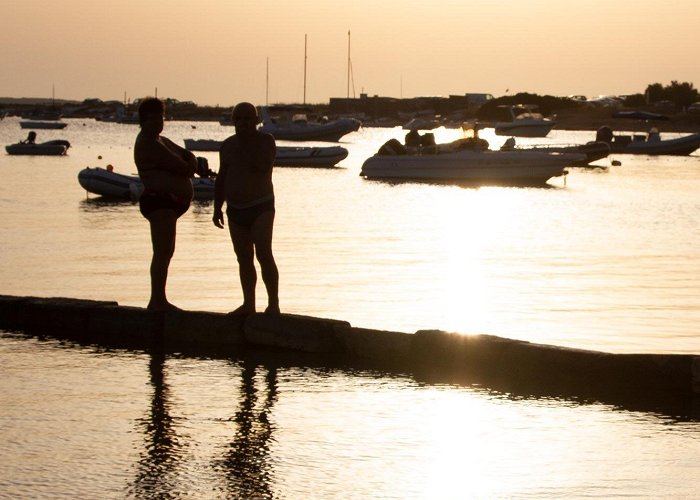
[227,304,256,316]
[147,301,181,312]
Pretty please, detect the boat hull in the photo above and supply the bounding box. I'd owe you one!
[609,133,700,155]
[183,140,349,167]
[494,120,555,137]
[78,167,215,200]
[260,118,361,142]
[5,143,67,155]
[360,150,582,185]
[523,142,610,167]
[274,146,348,167]
[19,120,67,129]
[183,139,222,151]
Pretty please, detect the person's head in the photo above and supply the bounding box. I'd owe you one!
[27,131,36,141]
[232,102,259,136]
[138,97,165,133]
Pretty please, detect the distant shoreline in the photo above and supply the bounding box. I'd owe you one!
[3,96,699,133]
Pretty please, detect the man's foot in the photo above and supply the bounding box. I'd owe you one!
[147,301,181,312]
[264,305,281,314]
[227,304,255,316]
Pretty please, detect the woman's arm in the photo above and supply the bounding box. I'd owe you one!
[159,136,197,176]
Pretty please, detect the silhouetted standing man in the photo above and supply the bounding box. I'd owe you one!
[135,97,197,311]
[213,102,279,314]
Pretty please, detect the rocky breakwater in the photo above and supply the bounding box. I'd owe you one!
[1,295,698,406]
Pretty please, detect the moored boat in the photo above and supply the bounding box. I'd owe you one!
[494,105,555,137]
[360,138,583,185]
[500,138,610,167]
[595,126,700,155]
[183,139,223,151]
[6,139,70,156]
[274,146,348,167]
[183,139,349,167]
[19,120,68,129]
[77,167,215,200]
[257,106,361,142]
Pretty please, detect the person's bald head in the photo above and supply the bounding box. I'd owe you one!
[232,102,259,135]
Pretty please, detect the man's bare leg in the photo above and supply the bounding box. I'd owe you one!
[252,211,279,314]
[147,210,180,311]
[229,223,257,314]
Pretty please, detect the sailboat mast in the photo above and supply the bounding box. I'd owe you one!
[266,57,269,106]
[347,30,351,99]
[303,34,307,105]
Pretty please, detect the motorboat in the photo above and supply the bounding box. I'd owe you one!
[77,167,215,200]
[500,138,610,167]
[595,126,700,155]
[183,139,349,167]
[360,137,584,185]
[274,146,348,167]
[6,139,70,156]
[258,106,361,142]
[494,105,555,137]
[19,120,67,129]
[403,117,440,130]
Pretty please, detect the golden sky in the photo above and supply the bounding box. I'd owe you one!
[1,0,698,106]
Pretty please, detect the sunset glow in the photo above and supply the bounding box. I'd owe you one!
[2,0,699,105]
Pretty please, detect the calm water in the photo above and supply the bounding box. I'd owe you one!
[1,116,699,497]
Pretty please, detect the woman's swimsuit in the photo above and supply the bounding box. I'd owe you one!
[139,189,190,219]
[226,194,275,229]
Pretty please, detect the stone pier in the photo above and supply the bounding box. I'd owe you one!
[1,295,698,401]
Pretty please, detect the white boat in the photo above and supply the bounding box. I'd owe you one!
[494,105,555,137]
[258,106,361,142]
[403,117,440,130]
[20,120,67,130]
[183,139,349,167]
[5,139,70,156]
[360,138,583,185]
[77,167,215,200]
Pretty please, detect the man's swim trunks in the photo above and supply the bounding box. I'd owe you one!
[226,195,275,229]
[139,190,190,219]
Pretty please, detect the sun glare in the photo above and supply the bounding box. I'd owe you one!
[431,187,523,333]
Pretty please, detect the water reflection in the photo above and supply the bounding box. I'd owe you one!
[218,360,278,498]
[128,350,279,498]
[130,350,186,499]
[78,197,136,212]
[362,177,564,189]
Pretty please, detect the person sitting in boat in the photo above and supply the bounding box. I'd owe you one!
[500,137,516,150]
[405,128,421,147]
[22,131,36,144]
[647,127,660,143]
[596,126,614,144]
[195,156,216,178]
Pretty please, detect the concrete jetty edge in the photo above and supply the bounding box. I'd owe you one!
[1,294,698,398]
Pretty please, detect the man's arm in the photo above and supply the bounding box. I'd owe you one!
[250,133,276,172]
[212,141,230,228]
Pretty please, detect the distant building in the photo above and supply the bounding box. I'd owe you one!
[329,92,494,118]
